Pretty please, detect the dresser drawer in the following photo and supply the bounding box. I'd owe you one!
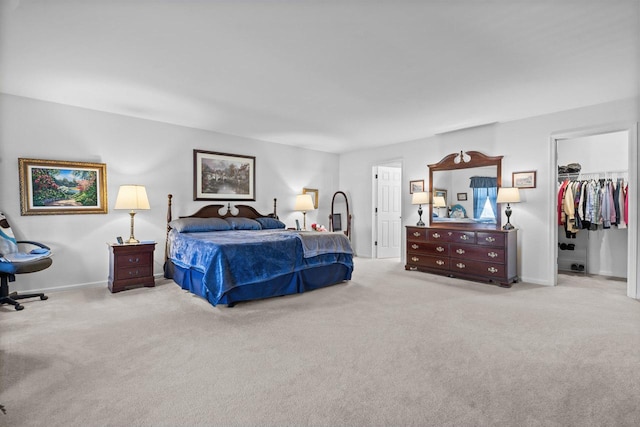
[449,244,505,263]
[426,229,475,243]
[450,259,507,279]
[476,232,505,247]
[407,241,449,256]
[406,227,428,241]
[407,254,449,271]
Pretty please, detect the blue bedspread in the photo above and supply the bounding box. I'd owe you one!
[167,229,353,304]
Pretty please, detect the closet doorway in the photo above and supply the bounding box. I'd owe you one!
[372,162,402,259]
[553,126,638,299]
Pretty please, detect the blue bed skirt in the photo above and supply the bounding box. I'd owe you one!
[164,260,352,306]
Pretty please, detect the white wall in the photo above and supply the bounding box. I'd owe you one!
[0,94,339,292]
[340,97,639,286]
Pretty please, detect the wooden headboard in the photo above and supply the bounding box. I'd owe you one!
[165,194,278,259]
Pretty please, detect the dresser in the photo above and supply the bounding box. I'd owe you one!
[405,226,517,287]
[108,242,156,293]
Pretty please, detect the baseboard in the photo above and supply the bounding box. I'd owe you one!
[24,273,167,294]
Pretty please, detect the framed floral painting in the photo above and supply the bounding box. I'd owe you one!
[19,158,108,215]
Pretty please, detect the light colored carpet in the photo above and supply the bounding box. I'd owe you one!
[1,258,639,427]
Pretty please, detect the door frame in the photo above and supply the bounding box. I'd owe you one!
[372,160,403,259]
[549,122,638,299]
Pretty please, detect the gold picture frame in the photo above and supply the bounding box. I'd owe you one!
[19,158,108,215]
[303,188,319,209]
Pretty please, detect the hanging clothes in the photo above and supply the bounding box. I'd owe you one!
[557,175,629,232]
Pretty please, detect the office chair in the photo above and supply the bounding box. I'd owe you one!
[0,212,52,311]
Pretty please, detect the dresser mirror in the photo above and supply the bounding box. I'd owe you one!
[428,151,503,229]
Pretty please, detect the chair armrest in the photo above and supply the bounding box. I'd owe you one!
[16,241,51,251]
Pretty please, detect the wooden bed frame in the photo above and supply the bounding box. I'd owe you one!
[164,194,278,260]
[163,193,353,307]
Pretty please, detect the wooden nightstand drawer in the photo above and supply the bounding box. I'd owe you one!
[115,265,152,281]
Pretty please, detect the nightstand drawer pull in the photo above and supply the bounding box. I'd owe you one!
[456,248,465,254]
[128,257,140,263]
[459,235,469,240]
[411,244,419,249]
[432,232,441,239]
[436,246,445,252]
[411,256,420,262]
[413,232,421,237]
[487,267,499,274]
[485,236,496,242]
[128,269,140,276]
[456,263,466,269]
[488,252,498,258]
[436,260,445,266]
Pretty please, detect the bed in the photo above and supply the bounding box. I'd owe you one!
[163,195,354,307]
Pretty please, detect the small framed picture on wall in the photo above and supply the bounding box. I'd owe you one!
[512,171,536,189]
[457,192,468,201]
[409,180,424,194]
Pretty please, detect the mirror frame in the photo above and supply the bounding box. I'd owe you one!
[330,191,352,240]
[428,151,503,229]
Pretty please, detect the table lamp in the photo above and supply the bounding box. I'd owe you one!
[496,187,521,230]
[433,195,447,218]
[114,185,150,243]
[294,194,315,230]
[411,191,429,226]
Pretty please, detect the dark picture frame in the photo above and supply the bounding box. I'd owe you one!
[409,179,424,194]
[512,170,536,189]
[194,149,256,201]
[332,213,342,231]
[18,158,108,216]
[457,192,468,201]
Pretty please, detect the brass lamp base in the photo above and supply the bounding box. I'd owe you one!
[126,211,139,244]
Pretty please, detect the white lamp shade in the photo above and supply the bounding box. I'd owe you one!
[497,187,521,203]
[433,196,447,208]
[411,191,429,205]
[294,194,315,211]
[114,185,150,210]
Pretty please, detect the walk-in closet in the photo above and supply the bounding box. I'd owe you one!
[557,131,629,284]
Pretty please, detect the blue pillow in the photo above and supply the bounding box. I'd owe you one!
[169,217,231,233]
[255,217,286,230]
[224,217,262,230]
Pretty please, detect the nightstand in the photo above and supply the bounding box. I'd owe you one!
[108,242,156,293]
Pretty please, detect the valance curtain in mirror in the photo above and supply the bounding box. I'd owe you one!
[469,176,498,220]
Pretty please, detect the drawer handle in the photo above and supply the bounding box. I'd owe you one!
[487,267,499,274]
[411,244,419,249]
[485,236,496,242]
[409,266,418,271]
[488,252,498,258]
[411,256,419,262]
[128,269,140,276]
[128,257,140,263]
[436,260,445,266]
[456,263,466,269]
[432,233,441,239]
[456,248,465,254]
[413,232,421,237]
[459,235,469,240]
[436,246,445,252]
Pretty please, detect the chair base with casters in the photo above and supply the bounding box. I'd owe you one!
[0,256,52,311]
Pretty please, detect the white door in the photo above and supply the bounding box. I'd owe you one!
[376,166,402,258]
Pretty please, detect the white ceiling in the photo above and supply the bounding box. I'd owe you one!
[1,0,638,153]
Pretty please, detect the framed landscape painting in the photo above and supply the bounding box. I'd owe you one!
[409,179,424,194]
[194,149,256,201]
[19,158,108,215]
